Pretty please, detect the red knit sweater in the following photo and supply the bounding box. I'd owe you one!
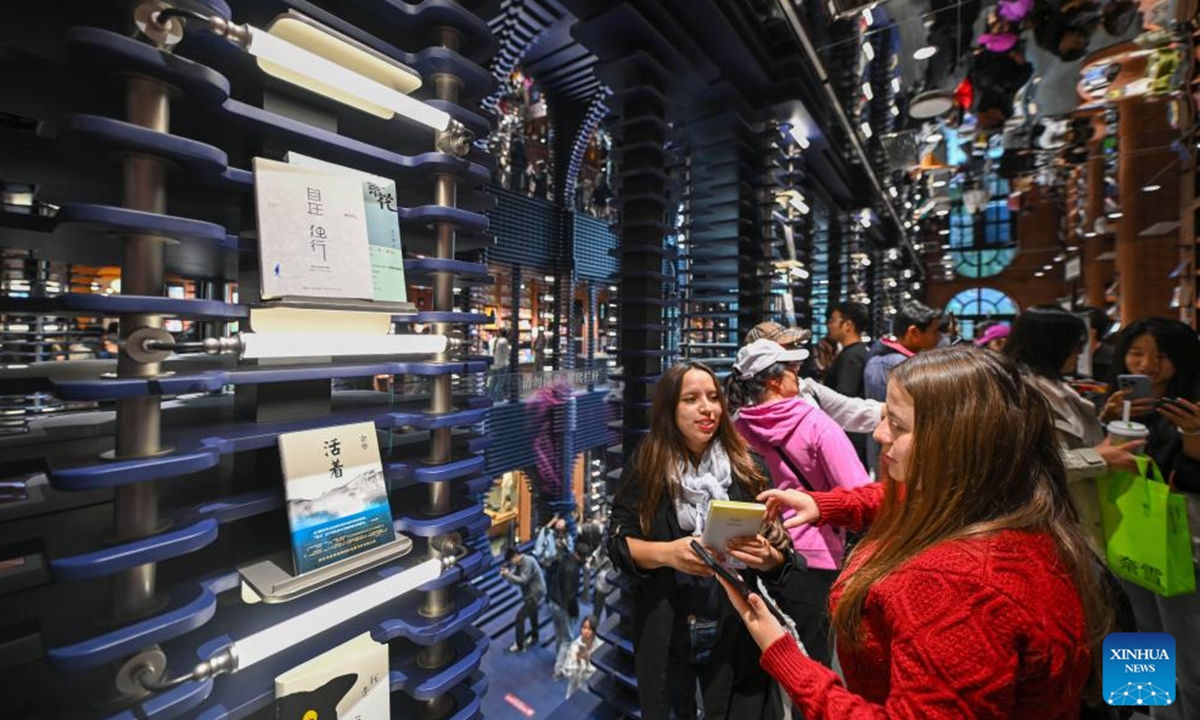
[760,483,1092,719]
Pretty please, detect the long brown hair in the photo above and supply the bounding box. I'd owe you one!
[624,361,769,536]
[831,347,1111,697]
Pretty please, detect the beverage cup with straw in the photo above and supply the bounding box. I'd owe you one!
[1106,399,1149,454]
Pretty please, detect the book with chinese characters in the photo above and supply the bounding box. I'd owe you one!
[285,153,408,303]
[277,421,395,575]
[253,157,374,300]
[272,632,389,720]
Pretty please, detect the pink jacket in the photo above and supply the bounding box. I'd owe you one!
[734,397,872,570]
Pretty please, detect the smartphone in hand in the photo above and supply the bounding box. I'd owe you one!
[690,539,752,596]
[690,540,792,628]
[1117,374,1153,400]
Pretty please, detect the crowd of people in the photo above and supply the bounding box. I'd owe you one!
[500,513,610,698]
[595,303,1199,719]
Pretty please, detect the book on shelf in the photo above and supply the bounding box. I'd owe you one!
[277,421,396,575]
[286,153,408,304]
[271,632,389,720]
[253,157,374,301]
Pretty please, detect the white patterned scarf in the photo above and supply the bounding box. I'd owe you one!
[674,441,733,535]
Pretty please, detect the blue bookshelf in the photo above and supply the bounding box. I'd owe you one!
[0,2,497,718]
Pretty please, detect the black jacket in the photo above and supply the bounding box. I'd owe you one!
[608,464,808,720]
[824,341,868,399]
[547,550,581,617]
[1144,381,1200,494]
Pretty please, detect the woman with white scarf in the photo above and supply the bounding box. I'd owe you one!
[608,361,808,720]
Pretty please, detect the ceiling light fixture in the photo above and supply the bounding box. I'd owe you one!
[1143,184,1161,192]
[913,45,938,60]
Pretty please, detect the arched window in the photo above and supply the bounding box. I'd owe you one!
[946,147,1016,278]
[945,287,1018,339]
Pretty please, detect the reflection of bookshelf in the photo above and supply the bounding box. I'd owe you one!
[485,509,518,540]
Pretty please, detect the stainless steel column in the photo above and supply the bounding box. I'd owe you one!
[418,24,464,719]
[111,74,169,621]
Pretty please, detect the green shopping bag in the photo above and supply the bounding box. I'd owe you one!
[1098,455,1196,597]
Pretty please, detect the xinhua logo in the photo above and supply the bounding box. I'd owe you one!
[1103,633,1175,707]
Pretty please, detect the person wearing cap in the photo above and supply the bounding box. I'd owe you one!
[973,322,1011,352]
[745,320,882,437]
[745,320,809,348]
[725,339,873,665]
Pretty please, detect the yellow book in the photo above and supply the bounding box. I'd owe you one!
[701,500,766,552]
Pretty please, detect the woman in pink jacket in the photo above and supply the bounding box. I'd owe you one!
[726,339,873,664]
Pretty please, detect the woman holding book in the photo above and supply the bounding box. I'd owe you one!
[608,360,808,720]
[725,338,873,664]
[720,347,1114,719]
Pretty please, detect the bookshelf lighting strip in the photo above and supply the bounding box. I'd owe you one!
[144,7,472,147]
[141,332,449,360]
[132,557,447,691]
[239,332,447,359]
[233,557,443,670]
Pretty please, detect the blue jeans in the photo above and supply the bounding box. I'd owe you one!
[665,615,719,719]
[550,602,575,673]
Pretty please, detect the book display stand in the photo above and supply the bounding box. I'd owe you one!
[0,2,498,719]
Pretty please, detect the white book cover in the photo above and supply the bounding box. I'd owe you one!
[273,632,389,720]
[285,153,408,303]
[254,157,374,300]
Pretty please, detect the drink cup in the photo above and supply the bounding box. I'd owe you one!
[1106,421,1149,453]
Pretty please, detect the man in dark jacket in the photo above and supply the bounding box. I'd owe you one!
[824,302,871,466]
[501,546,545,653]
[548,546,582,678]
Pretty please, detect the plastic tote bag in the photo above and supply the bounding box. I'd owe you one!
[1098,456,1196,597]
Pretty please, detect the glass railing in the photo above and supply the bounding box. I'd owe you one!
[485,367,609,401]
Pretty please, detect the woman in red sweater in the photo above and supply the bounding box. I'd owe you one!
[719,346,1114,719]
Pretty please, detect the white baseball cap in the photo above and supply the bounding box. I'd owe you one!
[733,339,810,379]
